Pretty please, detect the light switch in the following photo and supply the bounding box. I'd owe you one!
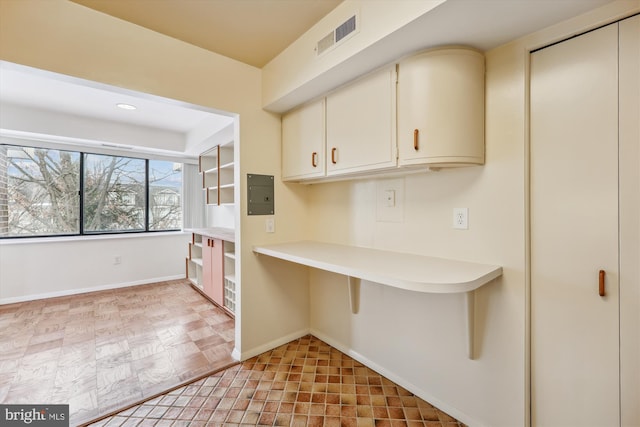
[265,218,275,233]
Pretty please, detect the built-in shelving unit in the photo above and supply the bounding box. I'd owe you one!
[185,228,236,317]
[223,242,236,314]
[253,241,502,359]
[199,141,235,205]
[186,233,204,290]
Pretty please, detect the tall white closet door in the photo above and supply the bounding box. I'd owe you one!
[619,15,640,427]
[530,23,620,426]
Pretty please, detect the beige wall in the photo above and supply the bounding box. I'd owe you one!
[0,0,311,358]
[303,2,639,426]
[1,1,638,426]
[262,0,444,111]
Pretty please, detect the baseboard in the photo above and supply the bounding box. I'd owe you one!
[0,275,185,305]
[237,328,311,361]
[309,328,485,427]
[231,347,242,361]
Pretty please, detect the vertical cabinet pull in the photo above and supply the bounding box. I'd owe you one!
[599,270,605,296]
[311,152,318,168]
[331,147,337,164]
[414,129,420,151]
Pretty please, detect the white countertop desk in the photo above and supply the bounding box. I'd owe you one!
[253,241,502,359]
[186,227,235,242]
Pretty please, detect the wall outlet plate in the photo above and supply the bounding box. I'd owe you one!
[453,207,468,230]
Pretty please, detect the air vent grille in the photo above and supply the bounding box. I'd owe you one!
[335,15,356,43]
[316,14,358,57]
[317,32,335,56]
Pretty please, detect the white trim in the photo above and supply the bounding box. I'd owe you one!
[237,328,310,361]
[0,275,184,305]
[231,347,242,361]
[309,328,487,427]
[0,231,188,246]
[0,131,198,164]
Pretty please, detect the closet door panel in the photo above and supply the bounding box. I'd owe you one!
[619,14,640,427]
[530,23,619,426]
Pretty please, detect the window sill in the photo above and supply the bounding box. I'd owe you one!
[0,231,189,246]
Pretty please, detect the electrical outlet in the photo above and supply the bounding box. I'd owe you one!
[453,208,468,230]
[114,256,122,265]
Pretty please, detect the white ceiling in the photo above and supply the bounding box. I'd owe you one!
[0,63,230,134]
[0,0,618,155]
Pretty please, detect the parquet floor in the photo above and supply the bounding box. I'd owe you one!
[0,280,236,426]
[90,335,467,427]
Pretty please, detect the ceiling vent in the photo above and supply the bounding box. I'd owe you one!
[335,15,356,43]
[316,32,335,56]
[316,14,358,57]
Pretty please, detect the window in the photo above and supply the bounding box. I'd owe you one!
[1,145,80,237]
[0,144,183,238]
[83,153,146,233]
[149,160,182,231]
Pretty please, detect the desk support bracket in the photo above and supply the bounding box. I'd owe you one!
[465,290,475,360]
[348,276,360,314]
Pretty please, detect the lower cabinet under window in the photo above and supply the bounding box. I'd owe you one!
[186,231,235,316]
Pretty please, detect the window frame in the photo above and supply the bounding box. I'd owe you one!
[0,143,183,239]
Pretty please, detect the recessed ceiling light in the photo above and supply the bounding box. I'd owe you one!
[116,103,137,110]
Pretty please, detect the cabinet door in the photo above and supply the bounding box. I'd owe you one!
[282,99,326,181]
[326,67,397,176]
[397,48,484,166]
[202,238,224,307]
[531,23,619,426]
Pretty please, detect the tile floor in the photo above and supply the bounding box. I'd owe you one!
[0,280,236,426]
[89,335,466,427]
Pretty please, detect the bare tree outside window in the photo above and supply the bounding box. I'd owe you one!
[83,153,146,233]
[0,144,183,238]
[1,145,80,237]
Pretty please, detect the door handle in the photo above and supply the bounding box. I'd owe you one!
[599,270,605,297]
[331,147,337,164]
[311,152,318,168]
[414,129,419,151]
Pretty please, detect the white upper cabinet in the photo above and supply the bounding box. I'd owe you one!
[281,46,485,182]
[326,66,397,177]
[397,48,485,167]
[282,99,326,181]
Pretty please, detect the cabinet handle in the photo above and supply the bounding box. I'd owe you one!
[331,147,337,164]
[414,129,419,151]
[599,270,605,297]
[312,152,318,168]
